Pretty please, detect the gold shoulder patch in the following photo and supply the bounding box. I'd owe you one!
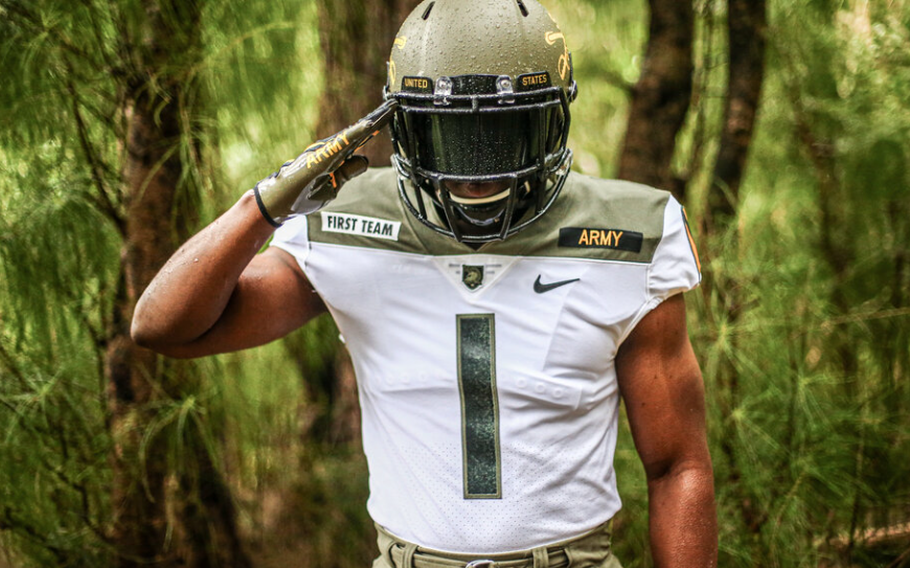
[558,227,643,252]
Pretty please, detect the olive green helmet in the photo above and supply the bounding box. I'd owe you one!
[385,0,577,243]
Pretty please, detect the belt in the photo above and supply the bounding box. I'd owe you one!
[388,543,569,568]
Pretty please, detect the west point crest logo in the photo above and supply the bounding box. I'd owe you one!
[434,258,513,295]
[462,265,485,290]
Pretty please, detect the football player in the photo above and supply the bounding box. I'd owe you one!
[132,0,717,566]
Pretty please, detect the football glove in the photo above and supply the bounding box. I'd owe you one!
[253,99,398,226]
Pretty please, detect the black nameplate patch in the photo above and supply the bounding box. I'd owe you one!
[516,71,551,92]
[401,76,432,93]
[559,227,643,252]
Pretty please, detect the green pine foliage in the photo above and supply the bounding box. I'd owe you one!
[685,0,909,565]
[0,101,120,568]
[0,0,328,565]
[1,0,908,566]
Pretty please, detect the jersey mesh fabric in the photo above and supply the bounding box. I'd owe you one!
[270,170,700,553]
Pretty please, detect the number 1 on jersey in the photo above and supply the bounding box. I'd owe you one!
[456,314,502,499]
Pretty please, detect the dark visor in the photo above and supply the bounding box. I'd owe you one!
[405,110,548,177]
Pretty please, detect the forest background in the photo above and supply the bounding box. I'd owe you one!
[0,0,908,567]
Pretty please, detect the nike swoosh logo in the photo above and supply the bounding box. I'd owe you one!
[534,275,580,294]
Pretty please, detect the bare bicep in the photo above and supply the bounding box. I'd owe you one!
[161,248,326,358]
[616,294,709,479]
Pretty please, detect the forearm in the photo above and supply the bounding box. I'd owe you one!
[131,190,275,348]
[647,461,717,568]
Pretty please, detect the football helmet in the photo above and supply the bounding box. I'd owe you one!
[385,0,577,243]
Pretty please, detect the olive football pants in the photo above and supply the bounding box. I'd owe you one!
[372,520,624,568]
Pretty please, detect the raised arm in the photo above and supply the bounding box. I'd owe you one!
[131,100,398,359]
[130,192,324,359]
[615,293,717,567]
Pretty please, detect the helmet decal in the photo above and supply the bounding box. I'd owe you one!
[389,36,408,88]
[545,31,570,81]
[544,31,564,44]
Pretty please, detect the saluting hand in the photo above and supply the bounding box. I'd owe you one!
[253,98,398,226]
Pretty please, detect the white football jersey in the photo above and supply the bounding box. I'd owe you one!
[271,168,701,554]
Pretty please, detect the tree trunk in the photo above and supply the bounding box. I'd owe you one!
[706,0,767,231]
[107,63,186,568]
[316,0,422,167]
[107,1,250,566]
[617,0,694,197]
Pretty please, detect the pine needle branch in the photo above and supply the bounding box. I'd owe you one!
[0,339,27,389]
[0,393,109,543]
[39,454,109,543]
[63,61,125,236]
[3,2,94,66]
[78,88,121,131]
[105,0,136,79]
[82,0,121,78]
[0,506,69,564]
